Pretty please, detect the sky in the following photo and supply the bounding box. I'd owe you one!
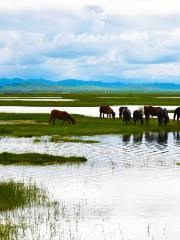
[0,0,180,83]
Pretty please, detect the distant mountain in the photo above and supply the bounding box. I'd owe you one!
[0,78,180,92]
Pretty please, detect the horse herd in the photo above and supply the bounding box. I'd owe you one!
[100,105,180,125]
[49,106,180,126]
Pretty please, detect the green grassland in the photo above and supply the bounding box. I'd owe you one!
[0,92,180,106]
[0,113,179,137]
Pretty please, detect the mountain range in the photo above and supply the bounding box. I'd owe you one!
[0,78,180,92]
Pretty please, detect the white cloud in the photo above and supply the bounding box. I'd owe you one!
[0,0,180,82]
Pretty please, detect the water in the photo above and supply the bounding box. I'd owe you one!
[0,132,180,239]
[0,105,177,119]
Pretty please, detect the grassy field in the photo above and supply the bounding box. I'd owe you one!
[0,92,180,106]
[0,152,87,165]
[0,113,179,137]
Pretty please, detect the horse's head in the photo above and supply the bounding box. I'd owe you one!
[71,118,76,125]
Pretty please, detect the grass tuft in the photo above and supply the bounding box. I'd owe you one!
[50,135,99,143]
[0,152,87,165]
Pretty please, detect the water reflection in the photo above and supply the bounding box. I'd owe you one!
[132,133,143,143]
[145,132,168,145]
[173,131,180,141]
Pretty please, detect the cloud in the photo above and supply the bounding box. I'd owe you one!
[0,1,180,82]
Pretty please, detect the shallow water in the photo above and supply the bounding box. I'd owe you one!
[0,132,180,239]
[0,105,177,119]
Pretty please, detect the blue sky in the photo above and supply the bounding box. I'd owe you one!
[0,0,180,83]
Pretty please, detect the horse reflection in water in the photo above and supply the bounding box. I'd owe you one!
[121,132,169,148]
[145,132,168,145]
[122,134,131,144]
[173,132,180,141]
[133,133,143,143]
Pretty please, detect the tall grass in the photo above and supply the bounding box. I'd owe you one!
[0,180,45,212]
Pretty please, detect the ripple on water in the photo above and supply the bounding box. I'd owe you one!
[0,133,180,239]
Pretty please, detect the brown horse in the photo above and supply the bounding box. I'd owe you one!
[49,109,76,125]
[99,105,115,119]
[144,106,161,124]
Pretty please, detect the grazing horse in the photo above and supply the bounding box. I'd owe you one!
[133,110,144,125]
[99,105,115,119]
[144,106,161,124]
[119,106,127,118]
[174,107,180,124]
[122,107,131,124]
[49,109,76,125]
[157,108,169,126]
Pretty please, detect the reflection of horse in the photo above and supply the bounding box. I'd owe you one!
[122,107,131,124]
[145,132,168,145]
[49,109,76,125]
[157,108,169,126]
[174,107,180,124]
[144,106,161,124]
[99,105,115,119]
[133,133,143,143]
[133,110,143,125]
[119,107,127,118]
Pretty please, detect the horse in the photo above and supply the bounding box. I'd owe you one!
[174,107,180,124]
[144,106,161,124]
[133,110,144,125]
[49,109,76,125]
[157,108,169,126]
[122,107,131,125]
[99,105,115,119]
[119,106,127,118]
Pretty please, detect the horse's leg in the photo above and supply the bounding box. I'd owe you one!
[49,115,52,124]
[145,115,149,125]
[178,115,179,124]
[52,118,55,125]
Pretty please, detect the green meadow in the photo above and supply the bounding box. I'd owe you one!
[0,92,180,106]
[0,113,179,137]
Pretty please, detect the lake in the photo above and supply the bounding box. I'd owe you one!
[0,132,180,239]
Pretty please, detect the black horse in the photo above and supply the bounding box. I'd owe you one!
[174,107,180,124]
[119,106,127,118]
[157,108,169,126]
[122,107,131,125]
[133,110,143,125]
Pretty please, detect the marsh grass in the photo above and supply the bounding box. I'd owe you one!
[50,135,99,143]
[0,223,19,240]
[0,152,87,165]
[0,180,46,212]
[0,180,50,240]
